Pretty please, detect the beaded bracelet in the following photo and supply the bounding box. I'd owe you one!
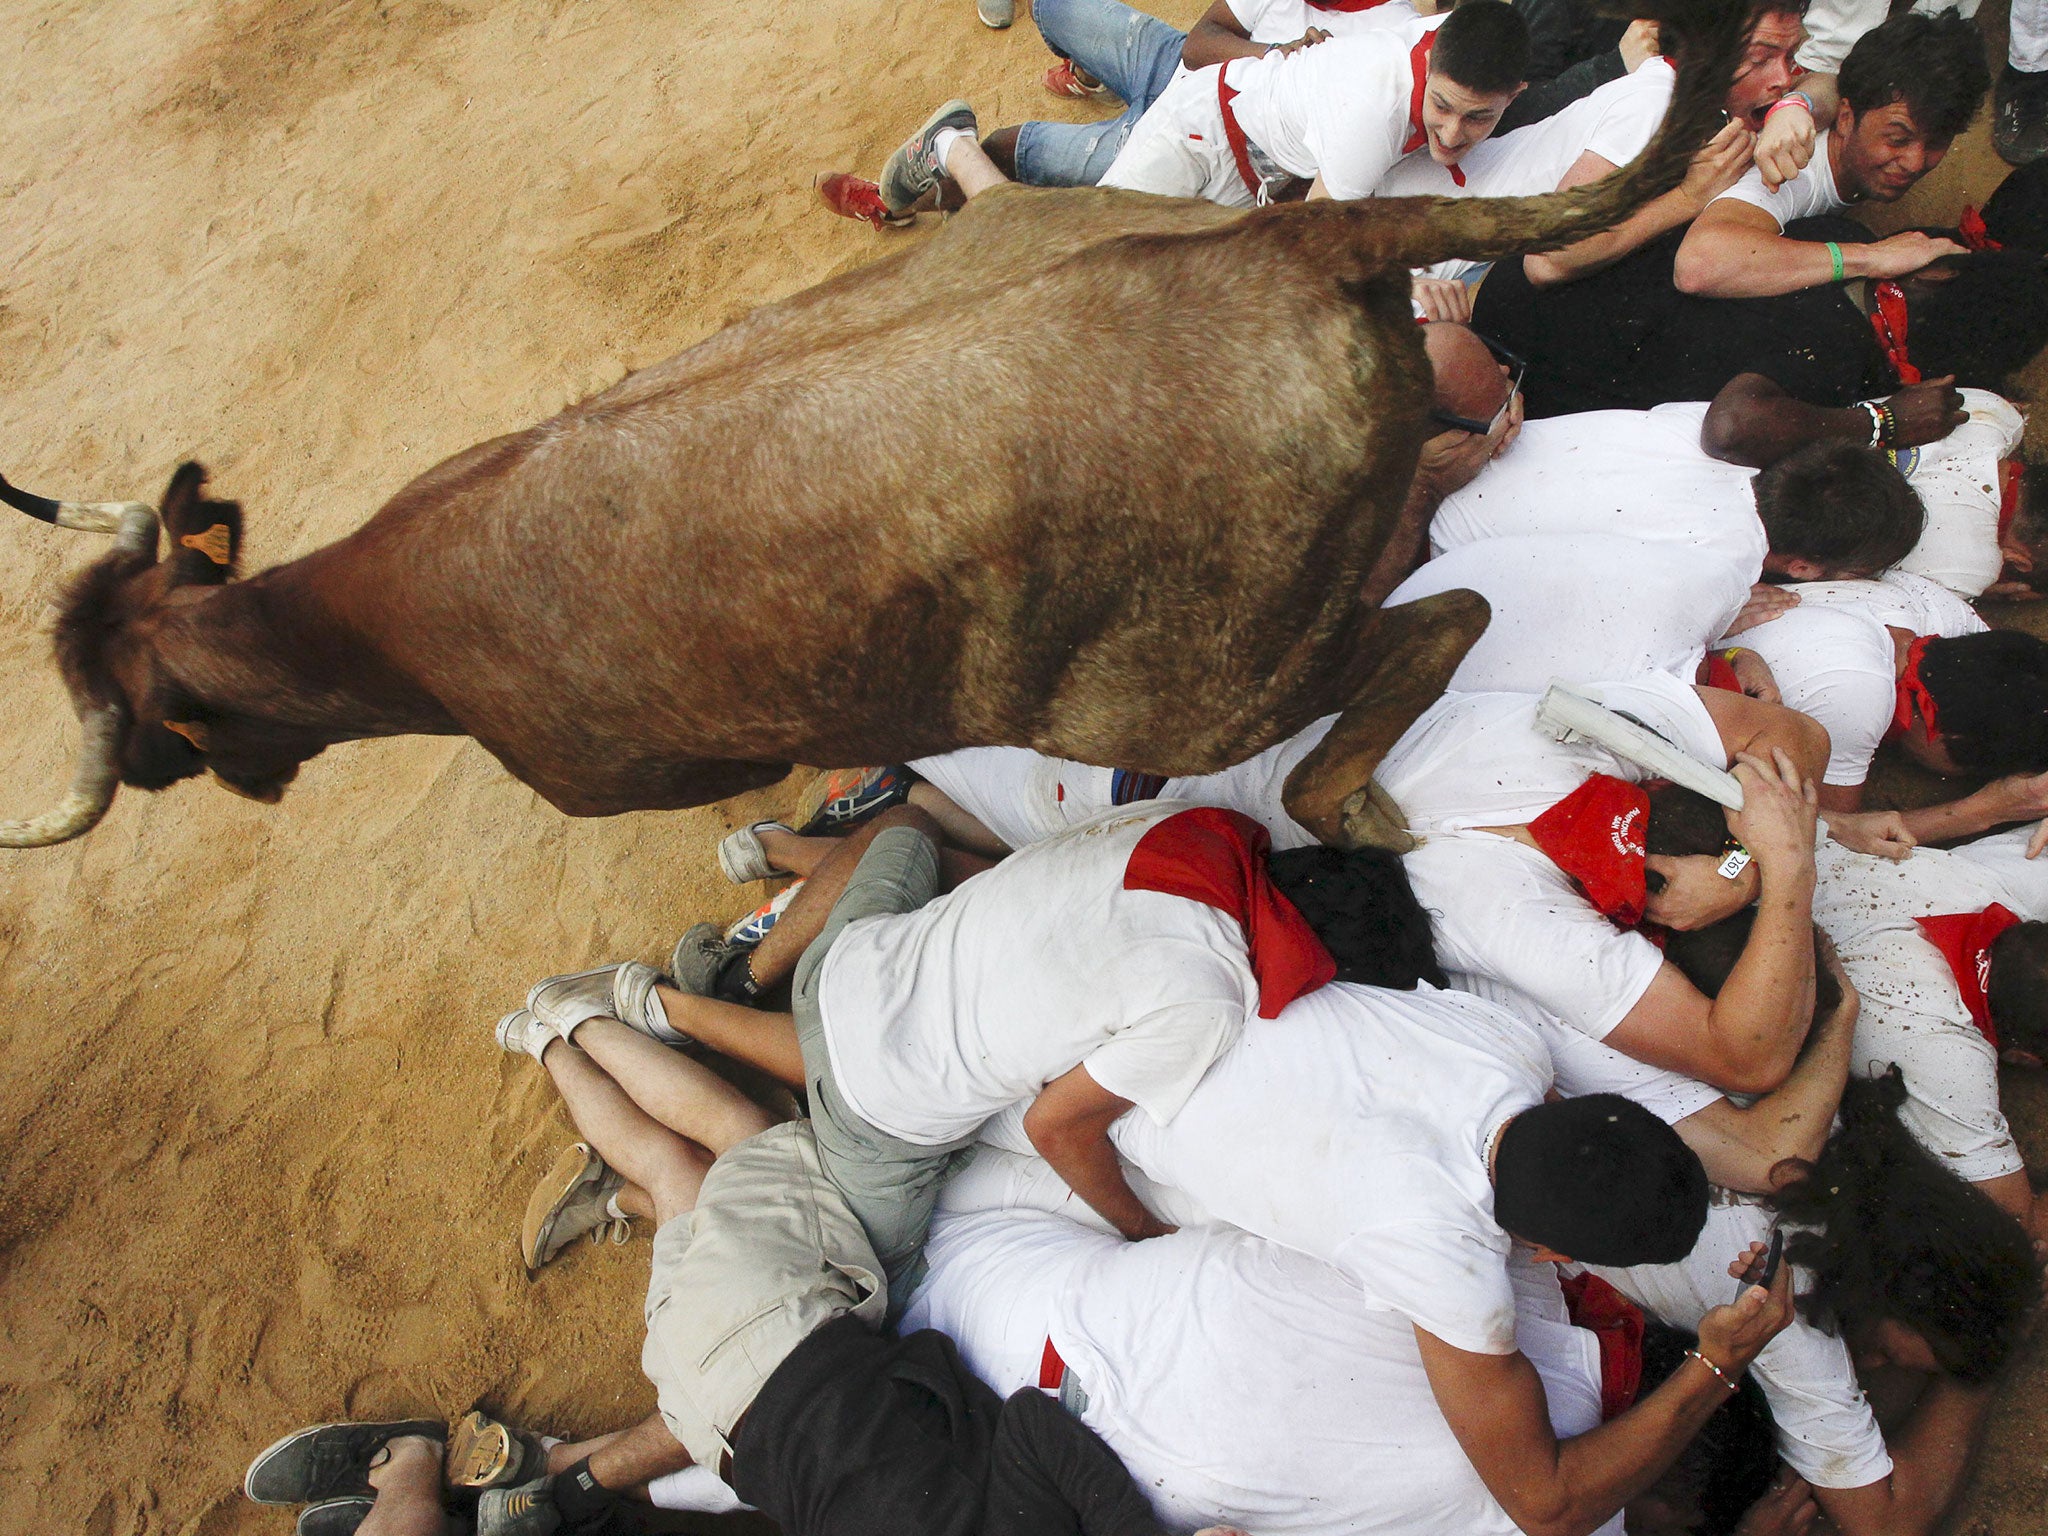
[1686,1348,1741,1393]
[1825,240,1844,282]
[1861,400,1885,447]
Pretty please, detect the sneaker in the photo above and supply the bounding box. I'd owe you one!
[297,1499,374,1536]
[525,962,667,1043]
[726,880,804,950]
[816,172,915,229]
[479,1478,561,1536]
[717,820,793,884]
[668,921,730,998]
[1044,58,1108,98]
[495,1008,556,1064]
[789,765,916,835]
[978,0,1015,26]
[522,1144,629,1274]
[1996,65,2048,165]
[879,101,978,217]
[244,1421,445,1504]
[447,1409,548,1491]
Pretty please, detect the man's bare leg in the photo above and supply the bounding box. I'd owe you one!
[568,1018,780,1157]
[909,781,1014,859]
[358,1436,449,1536]
[651,993,807,1087]
[544,1415,695,1491]
[542,1040,715,1224]
[943,135,1014,200]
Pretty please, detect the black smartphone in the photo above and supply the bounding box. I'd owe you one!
[1738,1228,1785,1300]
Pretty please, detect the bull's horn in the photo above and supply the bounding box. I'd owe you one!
[0,473,158,556]
[0,703,124,848]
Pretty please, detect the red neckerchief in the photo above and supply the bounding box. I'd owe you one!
[1527,774,1650,927]
[1123,806,1336,1018]
[1958,204,2003,251]
[1999,459,2022,544]
[1217,65,1266,202]
[1306,0,1395,10]
[1559,1272,1647,1422]
[1702,651,1742,693]
[1870,280,1919,385]
[1888,633,1938,741]
[1913,903,2021,1043]
[1402,32,1466,187]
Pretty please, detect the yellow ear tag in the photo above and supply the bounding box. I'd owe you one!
[179,523,232,566]
[163,719,211,750]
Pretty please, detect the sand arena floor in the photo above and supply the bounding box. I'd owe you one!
[0,1,2044,1532]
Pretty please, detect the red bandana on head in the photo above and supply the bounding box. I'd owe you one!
[1402,31,1466,187]
[1889,633,1939,742]
[1123,806,1336,1018]
[1527,774,1650,927]
[1914,903,2022,1044]
[1559,1272,1647,1421]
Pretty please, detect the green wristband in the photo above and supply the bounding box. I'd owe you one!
[1825,240,1844,282]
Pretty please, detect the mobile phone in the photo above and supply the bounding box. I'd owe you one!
[1738,1228,1784,1300]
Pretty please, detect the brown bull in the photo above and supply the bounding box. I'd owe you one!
[3,0,1743,851]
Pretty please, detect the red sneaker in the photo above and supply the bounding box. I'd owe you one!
[1043,58,1109,98]
[816,172,914,229]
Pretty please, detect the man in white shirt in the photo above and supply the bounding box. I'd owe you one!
[1674,13,1990,297]
[907,1198,1792,1536]
[1378,674,1829,1093]
[1098,3,1528,207]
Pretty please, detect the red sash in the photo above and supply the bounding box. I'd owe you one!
[1870,280,1919,386]
[1527,775,1650,927]
[1914,903,2021,1044]
[1559,1272,1647,1422]
[1888,633,1938,741]
[1124,807,1336,1018]
[1306,0,1397,10]
[1999,460,2022,545]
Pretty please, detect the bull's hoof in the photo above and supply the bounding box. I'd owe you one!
[1331,778,1415,854]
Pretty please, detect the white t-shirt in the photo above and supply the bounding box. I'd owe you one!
[1895,390,2027,597]
[1378,675,1727,1039]
[1227,0,1421,43]
[817,803,1256,1145]
[1812,837,2035,1181]
[910,717,1337,854]
[978,979,1551,1354]
[1589,1202,1893,1490]
[1787,569,1989,639]
[1952,821,2048,912]
[1729,604,1896,788]
[1388,534,1753,692]
[1712,131,1848,227]
[1232,20,1438,200]
[907,1210,1617,1536]
[1430,402,1769,576]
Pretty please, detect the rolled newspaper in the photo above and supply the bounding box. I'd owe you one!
[1535,682,1745,812]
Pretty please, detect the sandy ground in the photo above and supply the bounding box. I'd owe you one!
[0,2,2044,1533]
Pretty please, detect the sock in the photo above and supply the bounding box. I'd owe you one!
[930,126,974,175]
[603,1193,628,1222]
[712,949,760,1005]
[647,1464,756,1515]
[552,1459,620,1528]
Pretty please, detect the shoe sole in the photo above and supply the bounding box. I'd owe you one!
[522,1144,606,1274]
[244,1421,446,1504]
[297,1498,376,1536]
[447,1409,535,1490]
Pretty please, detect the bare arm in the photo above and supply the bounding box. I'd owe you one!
[1674,948,1856,1192]
[1810,1379,1995,1536]
[1695,685,1830,787]
[1898,772,2048,847]
[1181,0,1262,69]
[1417,1264,1796,1536]
[1701,373,1971,469]
[1674,199,1969,299]
[1526,123,1754,286]
[1022,1066,1174,1240]
[1606,751,1820,1094]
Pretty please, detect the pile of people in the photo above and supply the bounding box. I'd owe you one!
[241,1,2048,1533]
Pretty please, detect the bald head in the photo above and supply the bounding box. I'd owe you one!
[1422,321,1510,428]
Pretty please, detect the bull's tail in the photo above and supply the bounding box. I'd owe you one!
[1276,0,1753,273]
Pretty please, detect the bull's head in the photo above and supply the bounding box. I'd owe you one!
[2,461,281,848]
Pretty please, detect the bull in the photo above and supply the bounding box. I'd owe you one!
[3,0,1743,852]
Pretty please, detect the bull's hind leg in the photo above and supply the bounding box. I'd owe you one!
[1282,588,1489,852]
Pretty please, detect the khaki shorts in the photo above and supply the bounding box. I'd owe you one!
[640,1121,886,1469]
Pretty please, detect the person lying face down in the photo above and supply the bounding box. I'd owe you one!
[1428,397,1927,583]
[906,1174,1789,1536]
[1374,671,1828,1095]
[951,967,1777,1536]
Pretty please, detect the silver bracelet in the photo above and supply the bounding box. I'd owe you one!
[1685,1347,1741,1393]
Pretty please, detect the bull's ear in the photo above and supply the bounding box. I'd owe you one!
[158,460,242,586]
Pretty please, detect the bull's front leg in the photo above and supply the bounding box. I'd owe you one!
[1281,588,1489,852]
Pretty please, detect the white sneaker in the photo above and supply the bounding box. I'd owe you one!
[526,962,669,1042]
[495,1008,556,1063]
[717,821,791,884]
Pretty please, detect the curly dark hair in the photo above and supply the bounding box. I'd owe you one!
[1919,630,2048,775]
[1839,12,1990,145]
[1766,1071,2039,1384]
[1265,844,1446,990]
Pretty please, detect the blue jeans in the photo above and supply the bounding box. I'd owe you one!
[1013,0,1187,187]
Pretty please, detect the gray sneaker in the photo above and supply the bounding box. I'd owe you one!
[977,0,1014,25]
[668,922,731,997]
[717,820,792,884]
[478,1478,560,1536]
[495,1008,556,1063]
[880,100,978,216]
[521,1144,628,1273]
[526,962,668,1042]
